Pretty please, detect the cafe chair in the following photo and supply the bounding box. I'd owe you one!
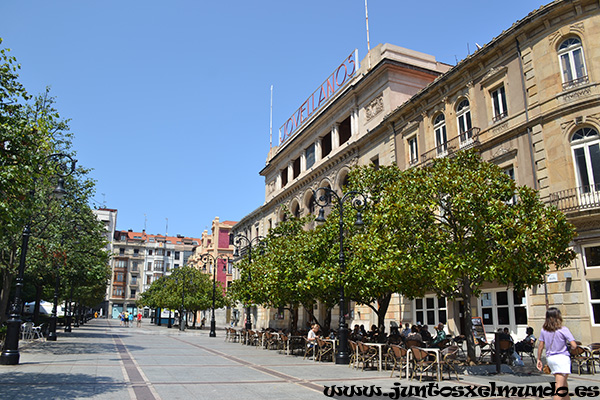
[316,337,333,362]
[410,347,440,382]
[589,343,600,372]
[303,338,316,360]
[570,345,595,375]
[387,344,408,378]
[441,345,461,380]
[348,340,358,368]
[405,339,422,349]
[357,342,379,371]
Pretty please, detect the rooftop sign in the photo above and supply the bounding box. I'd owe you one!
[279,49,359,146]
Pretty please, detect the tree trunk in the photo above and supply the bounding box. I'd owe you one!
[192,310,197,328]
[376,294,392,342]
[323,308,332,336]
[463,282,477,363]
[0,269,14,324]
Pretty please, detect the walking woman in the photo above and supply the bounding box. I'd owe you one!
[536,307,577,400]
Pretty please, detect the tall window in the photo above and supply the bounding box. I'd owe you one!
[414,297,447,326]
[456,99,473,146]
[305,143,315,169]
[559,37,588,88]
[571,127,600,194]
[408,136,418,165]
[434,113,447,156]
[589,281,600,324]
[491,86,508,122]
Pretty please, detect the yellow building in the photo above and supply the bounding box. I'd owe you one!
[233,0,600,343]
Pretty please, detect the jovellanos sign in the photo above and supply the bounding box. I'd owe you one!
[279,50,359,146]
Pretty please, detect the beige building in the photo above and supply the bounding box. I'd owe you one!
[233,0,600,343]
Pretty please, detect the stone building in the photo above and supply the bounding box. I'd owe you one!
[233,0,600,343]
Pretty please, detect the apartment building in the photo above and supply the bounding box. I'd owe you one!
[232,0,600,343]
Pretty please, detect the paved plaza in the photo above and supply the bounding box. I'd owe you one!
[1,318,599,399]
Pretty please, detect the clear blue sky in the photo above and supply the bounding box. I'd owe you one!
[1,0,544,237]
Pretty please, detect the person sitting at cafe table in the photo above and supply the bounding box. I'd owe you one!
[307,324,319,347]
[431,323,447,348]
[367,325,379,341]
[421,325,433,343]
[401,323,411,338]
[406,325,423,343]
[359,325,368,338]
[350,324,362,341]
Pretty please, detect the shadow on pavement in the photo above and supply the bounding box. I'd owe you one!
[0,372,124,399]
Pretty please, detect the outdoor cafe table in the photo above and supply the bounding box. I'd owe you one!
[286,336,305,356]
[366,342,386,371]
[406,347,442,381]
[322,338,337,363]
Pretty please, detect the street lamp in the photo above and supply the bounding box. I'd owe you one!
[230,233,264,332]
[201,254,228,338]
[1,153,76,365]
[312,186,366,365]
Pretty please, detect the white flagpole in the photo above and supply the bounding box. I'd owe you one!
[365,0,371,70]
[270,85,273,148]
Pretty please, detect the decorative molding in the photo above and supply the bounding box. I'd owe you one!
[480,66,508,88]
[492,121,509,135]
[558,86,593,104]
[365,94,384,122]
[570,21,585,34]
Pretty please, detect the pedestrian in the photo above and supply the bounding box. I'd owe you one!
[537,307,577,400]
[137,311,142,327]
[201,317,206,329]
[128,312,133,327]
[119,312,124,326]
[124,311,129,327]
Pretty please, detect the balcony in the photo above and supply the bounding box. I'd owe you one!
[562,75,589,91]
[549,185,600,212]
[420,128,481,165]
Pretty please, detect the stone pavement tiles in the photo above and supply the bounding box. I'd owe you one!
[2,319,600,399]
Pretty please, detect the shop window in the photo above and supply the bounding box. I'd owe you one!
[479,289,527,331]
[414,296,446,326]
[588,281,600,324]
[583,245,600,269]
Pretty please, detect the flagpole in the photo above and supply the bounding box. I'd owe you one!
[365,0,371,70]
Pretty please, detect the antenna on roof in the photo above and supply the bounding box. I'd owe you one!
[467,42,470,55]
[165,218,168,237]
[144,214,147,231]
[269,85,273,148]
[365,0,372,70]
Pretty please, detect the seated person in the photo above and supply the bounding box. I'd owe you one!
[420,325,433,343]
[307,323,319,347]
[431,323,447,347]
[350,324,362,341]
[367,324,379,342]
[359,325,368,338]
[515,327,536,353]
[405,325,423,344]
[401,323,411,338]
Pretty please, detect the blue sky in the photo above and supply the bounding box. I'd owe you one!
[1,0,544,237]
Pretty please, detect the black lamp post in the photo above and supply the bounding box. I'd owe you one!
[1,153,76,365]
[230,234,264,332]
[201,254,228,338]
[313,187,366,365]
[47,247,63,341]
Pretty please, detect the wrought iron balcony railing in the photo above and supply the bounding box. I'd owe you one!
[420,128,480,165]
[562,75,589,90]
[549,185,600,212]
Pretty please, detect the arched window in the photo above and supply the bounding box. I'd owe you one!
[571,127,600,194]
[558,37,588,88]
[434,113,447,156]
[456,99,473,147]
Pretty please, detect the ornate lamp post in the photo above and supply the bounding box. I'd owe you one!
[201,254,228,338]
[230,234,264,332]
[1,153,76,365]
[313,187,366,365]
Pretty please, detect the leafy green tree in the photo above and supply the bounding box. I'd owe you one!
[364,150,576,360]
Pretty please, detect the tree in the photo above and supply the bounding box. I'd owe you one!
[365,150,576,360]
